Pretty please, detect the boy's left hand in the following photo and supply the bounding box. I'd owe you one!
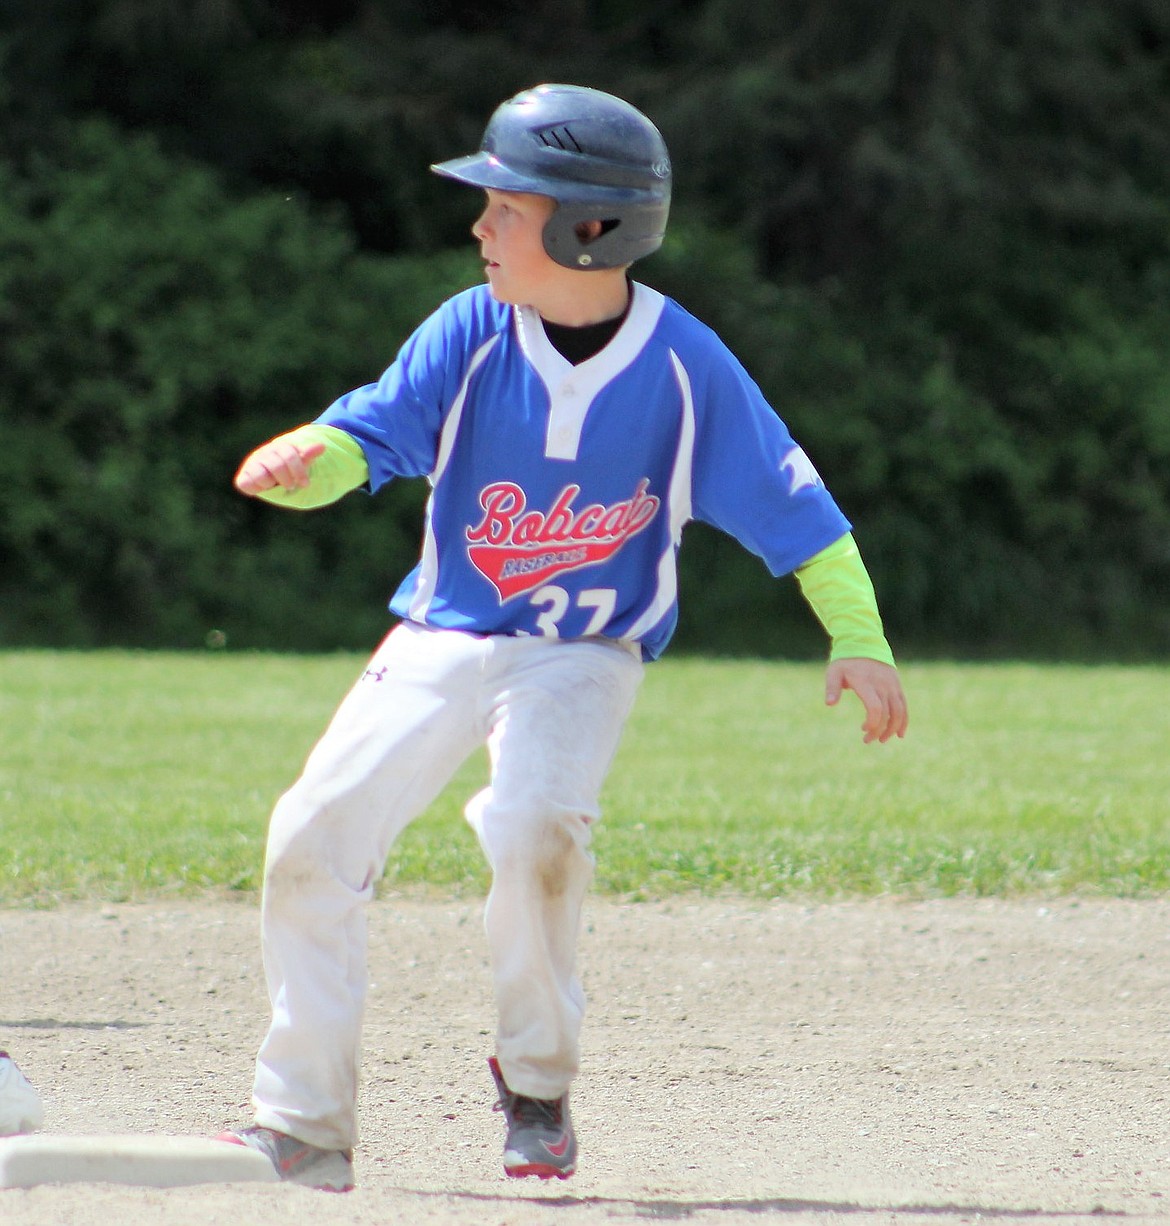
[825,658,908,744]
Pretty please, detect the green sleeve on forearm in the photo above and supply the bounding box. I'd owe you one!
[254,424,370,510]
[794,533,897,666]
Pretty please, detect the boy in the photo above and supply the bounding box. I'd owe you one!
[217,83,907,1191]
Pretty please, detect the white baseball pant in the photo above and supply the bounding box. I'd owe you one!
[250,621,643,1150]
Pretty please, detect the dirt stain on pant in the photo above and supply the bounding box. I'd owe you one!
[537,821,578,900]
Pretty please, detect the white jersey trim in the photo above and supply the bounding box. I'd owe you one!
[623,347,695,643]
[408,333,502,622]
[516,285,667,461]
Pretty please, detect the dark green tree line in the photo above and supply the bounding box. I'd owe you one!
[2,1,1169,656]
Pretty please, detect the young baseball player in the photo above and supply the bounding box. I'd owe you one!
[0,1052,44,1136]
[217,83,907,1191]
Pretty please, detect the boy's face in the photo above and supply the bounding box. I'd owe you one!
[472,190,560,305]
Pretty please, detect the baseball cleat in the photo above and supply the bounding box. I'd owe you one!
[488,1056,577,1180]
[215,1124,354,1191]
[0,1053,44,1136]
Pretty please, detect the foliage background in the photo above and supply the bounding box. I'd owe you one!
[2,1,1168,658]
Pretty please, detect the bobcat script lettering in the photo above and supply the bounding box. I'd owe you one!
[465,479,660,601]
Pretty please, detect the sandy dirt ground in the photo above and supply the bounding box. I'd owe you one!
[2,894,1169,1225]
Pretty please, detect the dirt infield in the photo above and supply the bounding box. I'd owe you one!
[2,895,1169,1225]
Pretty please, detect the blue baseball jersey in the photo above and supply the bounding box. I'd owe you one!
[318,282,851,660]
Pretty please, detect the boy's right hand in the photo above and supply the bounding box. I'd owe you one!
[234,437,326,496]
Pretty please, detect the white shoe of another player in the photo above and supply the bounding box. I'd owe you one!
[0,1052,45,1136]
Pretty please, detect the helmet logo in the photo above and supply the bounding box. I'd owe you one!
[536,124,584,152]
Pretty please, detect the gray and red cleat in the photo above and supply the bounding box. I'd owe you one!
[215,1124,354,1191]
[488,1056,576,1180]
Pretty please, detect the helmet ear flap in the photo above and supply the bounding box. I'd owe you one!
[560,214,621,266]
[543,201,662,270]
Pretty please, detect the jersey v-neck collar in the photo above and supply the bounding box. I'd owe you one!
[514,283,667,461]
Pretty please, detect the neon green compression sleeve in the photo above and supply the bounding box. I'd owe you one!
[252,424,369,510]
[794,533,897,666]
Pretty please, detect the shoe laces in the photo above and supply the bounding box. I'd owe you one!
[495,1089,563,1128]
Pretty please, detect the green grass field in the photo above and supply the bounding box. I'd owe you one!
[1,650,1168,905]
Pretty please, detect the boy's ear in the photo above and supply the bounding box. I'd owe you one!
[573,219,605,244]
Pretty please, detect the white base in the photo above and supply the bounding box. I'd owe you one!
[0,1134,280,1189]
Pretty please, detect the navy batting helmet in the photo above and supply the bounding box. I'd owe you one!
[431,84,671,270]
